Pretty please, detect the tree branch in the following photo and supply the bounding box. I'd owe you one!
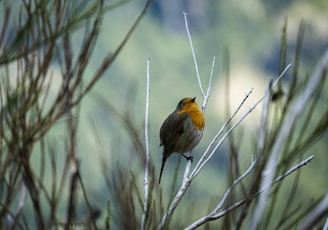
[141,58,151,230]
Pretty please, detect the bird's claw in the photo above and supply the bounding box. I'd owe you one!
[183,154,193,162]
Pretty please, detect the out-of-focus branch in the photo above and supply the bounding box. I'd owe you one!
[249,49,328,229]
[6,183,26,230]
[73,0,153,106]
[0,0,151,228]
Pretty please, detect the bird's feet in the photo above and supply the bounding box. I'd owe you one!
[182,154,193,162]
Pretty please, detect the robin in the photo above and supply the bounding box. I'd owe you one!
[159,97,205,183]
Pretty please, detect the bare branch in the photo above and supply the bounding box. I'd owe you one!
[183,11,205,98]
[74,0,153,105]
[141,58,151,230]
[202,56,215,112]
[273,155,313,183]
[184,157,256,230]
[186,155,313,229]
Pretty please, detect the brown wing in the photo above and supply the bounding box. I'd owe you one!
[160,112,188,155]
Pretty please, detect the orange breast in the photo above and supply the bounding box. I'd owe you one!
[178,104,205,131]
[189,110,205,131]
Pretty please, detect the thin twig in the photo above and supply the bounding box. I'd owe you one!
[214,156,257,213]
[141,58,151,230]
[202,56,215,112]
[257,80,273,156]
[251,63,291,111]
[185,155,313,230]
[191,88,253,178]
[274,156,313,183]
[183,11,205,98]
[78,172,98,229]
[184,157,256,230]
[6,182,27,230]
[75,0,153,105]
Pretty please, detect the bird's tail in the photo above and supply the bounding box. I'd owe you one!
[159,157,167,184]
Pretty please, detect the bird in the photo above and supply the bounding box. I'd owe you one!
[159,97,205,184]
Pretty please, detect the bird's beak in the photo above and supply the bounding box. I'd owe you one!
[192,96,196,102]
